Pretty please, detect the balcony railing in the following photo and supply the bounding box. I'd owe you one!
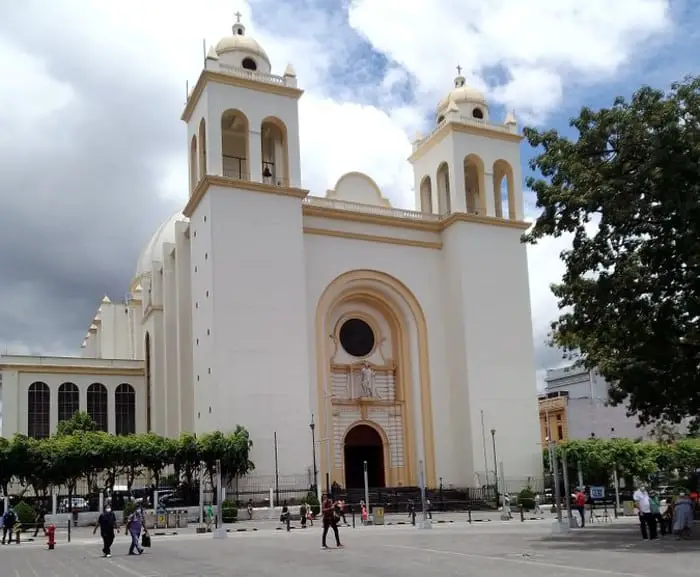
[303,196,441,222]
[223,155,248,180]
[218,63,288,87]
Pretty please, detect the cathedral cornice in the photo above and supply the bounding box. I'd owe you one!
[182,70,304,123]
[183,175,309,217]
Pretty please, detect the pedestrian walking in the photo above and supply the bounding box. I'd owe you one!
[1,507,17,544]
[125,506,146,555]
[321,493,343,550]
[93,505,118,557]
[33,504,47,537]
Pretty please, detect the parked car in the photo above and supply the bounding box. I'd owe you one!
[59,497,89,513]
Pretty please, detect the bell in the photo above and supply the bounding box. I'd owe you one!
[262,166,272,178]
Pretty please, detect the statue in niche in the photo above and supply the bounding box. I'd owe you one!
[356,361,379,399]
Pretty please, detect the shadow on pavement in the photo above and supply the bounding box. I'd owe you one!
[529,522,698,554]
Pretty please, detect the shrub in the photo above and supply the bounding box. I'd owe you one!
[517,488,536,511]
[221,499,237,523]
[305,491,320,516]
[13,501,36,528]
[123,500,137,522]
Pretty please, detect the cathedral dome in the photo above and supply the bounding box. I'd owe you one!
[133,212,188,284]
[214,14,271,73]
[436,68,488,121]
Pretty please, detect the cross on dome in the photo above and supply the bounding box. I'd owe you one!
[456,64,462,75]
[231,9,246,35]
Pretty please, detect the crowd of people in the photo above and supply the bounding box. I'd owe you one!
[632,486,695,541]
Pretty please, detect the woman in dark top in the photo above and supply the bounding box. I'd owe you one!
[321,494,343,549]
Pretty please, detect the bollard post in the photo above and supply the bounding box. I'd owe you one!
[411,510,416,526]
[286,513,290,532]
[352,506,356,528]
[67,519,71,543]
[520,504,525,522]
[468,506,472,524]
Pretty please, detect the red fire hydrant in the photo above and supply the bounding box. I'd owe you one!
[47,524,56,550]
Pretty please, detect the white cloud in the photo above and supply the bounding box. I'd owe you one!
[348,0,672,119]
[0,0,676,369]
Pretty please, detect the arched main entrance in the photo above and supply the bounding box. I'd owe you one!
[344,424,385,489]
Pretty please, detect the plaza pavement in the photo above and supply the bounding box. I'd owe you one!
[2,515,698,577]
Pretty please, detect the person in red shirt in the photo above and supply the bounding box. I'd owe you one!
[574,488,587,528]
[321,493,343,550]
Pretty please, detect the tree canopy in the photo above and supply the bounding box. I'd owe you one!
[523,76,700,425]
[0,412,254,498]
[547,437,700,487]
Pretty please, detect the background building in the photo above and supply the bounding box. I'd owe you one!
[539,365,654,442]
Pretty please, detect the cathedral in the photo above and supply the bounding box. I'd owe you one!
[0,16,542,491]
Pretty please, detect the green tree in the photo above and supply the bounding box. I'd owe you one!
[221,426,254,484]
[0,437,12,496]
[174,432,201,487]
[56,411,98,436]
[523,76,700,426]
[139,433,176,489]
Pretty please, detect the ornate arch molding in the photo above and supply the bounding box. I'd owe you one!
[314,269,436,488]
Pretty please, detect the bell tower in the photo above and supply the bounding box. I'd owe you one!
[183,12,303,194]
[180,14,312,482]
[408,67,523,221]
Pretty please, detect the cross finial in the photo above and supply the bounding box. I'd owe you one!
[235,11,242,23]
[456,64,462,76]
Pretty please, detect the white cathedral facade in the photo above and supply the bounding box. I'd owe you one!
[0,17,542,491]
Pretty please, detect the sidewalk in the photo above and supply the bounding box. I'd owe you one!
[44,509,556,541]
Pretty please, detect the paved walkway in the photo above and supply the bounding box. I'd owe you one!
[36,509,553,543]
[1,516,697,577]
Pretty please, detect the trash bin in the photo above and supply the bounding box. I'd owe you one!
[167,512,177,528]
[622,501,636,517]
[373,507,385,525]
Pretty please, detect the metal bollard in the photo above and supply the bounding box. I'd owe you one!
[352,507,356,528]
[520,505,524,522]
[286,513,290,532]
[468,505,472,524]
[411,510,416,526]
[67,520,71,543]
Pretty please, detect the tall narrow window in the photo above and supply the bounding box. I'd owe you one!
[115,383,136,435]
[87,383,108,432]
[145,332,152,432]
[58,382,80,422]
[27,382,50,439]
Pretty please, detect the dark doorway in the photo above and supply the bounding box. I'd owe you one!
[344,424,385,489]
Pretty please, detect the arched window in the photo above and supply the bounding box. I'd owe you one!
[221,109,250,180]
[87,383,108,432]
[261,116,290,186]
[27,382,50,439]
[58,382,79,422]
[115,383,136,436]
[241,57,257,71]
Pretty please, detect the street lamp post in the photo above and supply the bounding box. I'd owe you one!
[309,415,318,493]
[490,428,499,502]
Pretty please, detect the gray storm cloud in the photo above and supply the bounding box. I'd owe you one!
[0,3,181,354]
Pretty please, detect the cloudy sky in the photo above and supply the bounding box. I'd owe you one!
[0,0,697,383]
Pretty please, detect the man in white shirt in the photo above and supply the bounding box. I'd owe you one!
[633,485,657,540]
